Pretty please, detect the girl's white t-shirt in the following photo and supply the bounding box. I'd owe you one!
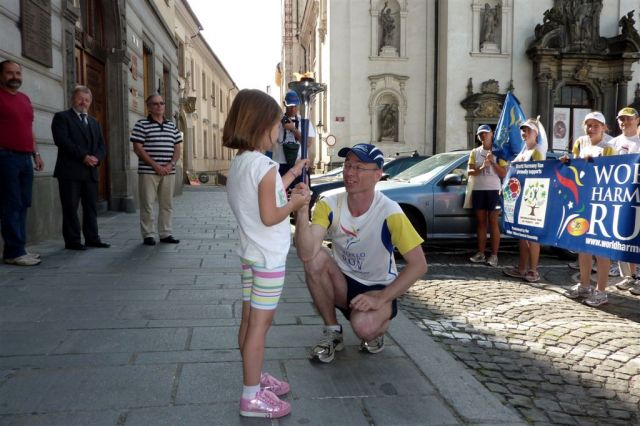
[226,151,291,268]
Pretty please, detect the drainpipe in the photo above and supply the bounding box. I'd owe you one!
[432,0,439,155]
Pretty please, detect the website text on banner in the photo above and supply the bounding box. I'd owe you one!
[501,154,640,263]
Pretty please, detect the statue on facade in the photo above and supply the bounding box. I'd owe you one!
[620,10,637,36]
[379,103,397,141]
[532,0,608,52]
[380,2,395,48]
[481,3,498,44]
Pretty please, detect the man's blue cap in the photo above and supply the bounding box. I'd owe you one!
[476,124,492,135]
[338,143,384,168]
[284,91,300,106]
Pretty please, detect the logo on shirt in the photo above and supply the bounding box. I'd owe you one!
[340,224,359,249]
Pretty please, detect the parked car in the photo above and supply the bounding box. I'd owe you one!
[314,150,572,258]
[310,152,429,208]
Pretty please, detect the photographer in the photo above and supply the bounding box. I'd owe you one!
[273,90,316,188]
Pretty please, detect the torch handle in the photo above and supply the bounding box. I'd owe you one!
[299,118,309,183]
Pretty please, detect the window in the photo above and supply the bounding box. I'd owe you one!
[81,0,105,48]
[177,41,185,77]
[202,72,206,99]
[559,86,591,106]
[220,89,224,112]
[203,129,208,158]
[211,81,216,107]
[190,59,195,92]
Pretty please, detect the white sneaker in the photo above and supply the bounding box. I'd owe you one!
[4,254,41,266]
[310,327,344,363]
[615,277,635,291]
[630,281,640,296]
[469,252,486,263]
[359,335,385,354]
[486,255,498,267]
[565,283,592,299]
[585,289,608,307]
[608,263,620,277]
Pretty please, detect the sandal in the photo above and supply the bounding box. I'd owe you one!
[524,270,540,283]
[503,267,524,278]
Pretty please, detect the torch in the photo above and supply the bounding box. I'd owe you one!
[288,76,326,183]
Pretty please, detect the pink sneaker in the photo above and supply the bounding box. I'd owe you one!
[260,372,290,396]
[239,389,291,418]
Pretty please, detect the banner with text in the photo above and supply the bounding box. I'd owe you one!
[501,154,640,263]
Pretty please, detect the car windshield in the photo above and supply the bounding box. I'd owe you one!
[392,152,468,182]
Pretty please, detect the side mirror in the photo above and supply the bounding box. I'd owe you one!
[442,173,463,185]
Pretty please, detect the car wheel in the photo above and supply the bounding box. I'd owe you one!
[402,206,426,240]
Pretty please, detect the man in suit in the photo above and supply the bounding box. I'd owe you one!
[51,86,109,250]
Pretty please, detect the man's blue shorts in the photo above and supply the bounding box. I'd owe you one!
[472,189,500,211]
[336,273,398,321]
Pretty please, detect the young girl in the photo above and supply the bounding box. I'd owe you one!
[503,117,546,283]
[561,112,615,306]
[223,89,310,418]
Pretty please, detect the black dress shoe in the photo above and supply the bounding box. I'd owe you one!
[65,242,86,250]
[159,236,180,244]
[143,237,156,246]
[86,241,111,248]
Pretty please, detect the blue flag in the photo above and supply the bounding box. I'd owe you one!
[493,91,526,161]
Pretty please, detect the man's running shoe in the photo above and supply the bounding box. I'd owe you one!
[615,276,635,291]
[609,263,621,277]
[359,335,385,354]
[469,252,486,263]
[310,327,344,363]
[565,283,592,299]
[585,289,608,307]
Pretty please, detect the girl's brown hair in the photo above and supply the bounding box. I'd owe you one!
[222,89,282,150]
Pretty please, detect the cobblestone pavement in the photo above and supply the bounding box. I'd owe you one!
[399,244,640,425]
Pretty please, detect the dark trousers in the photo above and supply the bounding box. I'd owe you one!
[57,179,100,245]
[0,151,33,259]
[278,163,302,190]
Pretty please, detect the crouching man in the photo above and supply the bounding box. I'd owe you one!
[293,143,428,363]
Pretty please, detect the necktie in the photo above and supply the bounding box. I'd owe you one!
[80,113,88,127]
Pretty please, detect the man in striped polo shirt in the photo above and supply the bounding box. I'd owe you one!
[130,95,182,246]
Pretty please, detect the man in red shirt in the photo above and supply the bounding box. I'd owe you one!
[0,60,44,266]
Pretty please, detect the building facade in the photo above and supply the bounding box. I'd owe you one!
[0,0,234,247]
[283,0,640,170]
[174,0,237,185]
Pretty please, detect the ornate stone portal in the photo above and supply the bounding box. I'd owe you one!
[460,78,510,148]
[527,1,640,135]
